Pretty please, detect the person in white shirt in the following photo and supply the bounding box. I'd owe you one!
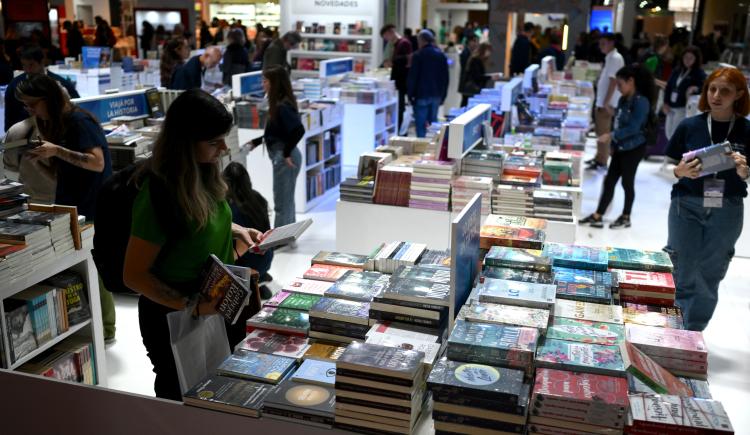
[589,33,625,170]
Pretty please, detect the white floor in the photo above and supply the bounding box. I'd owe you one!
[105,159,750,434]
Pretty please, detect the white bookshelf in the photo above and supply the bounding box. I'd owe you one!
[0,242,107,386]
[341,97,398,167]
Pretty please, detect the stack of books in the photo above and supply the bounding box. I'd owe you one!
[533,191,574,222]
[0,221,54,282]
[457,302,550,335]
[17,337,96,385]
[542,243,610,271]
[246,306,310,337]
[429,357,531,434]
[324,270,390,302]
[308,297,370,343]
[0,179,28,218]
[553,266,615,305]
[184,374,273,418]
[535,338,626,377]
[476,278,556,310]
[622,303,684,329]
[625,324,708,379]
[303,264,356,282]
[264,291,321,312]
[485,246,553,273]
[479,225,546,250]
[627,393,734,434]
[369,276,451,338]
[613,269,676,307]
[492,184,535,216]
[484,214,548,231]
[482,266,555,285]
[554,299,625,324]
[4,211,74,258]
[364,329,442,371]
[334,342,426,434]
[620,341,693,396]
[542,152,574,186]
[460,148,505,181]
[546,317,624,346]
[607,247,673,272]
[236,329,311,361]
[365,241,428,274]
[262,377,337,428]
[529,368,629,432]
[451,176,492,214]
[373,165,412,207]
[408,160,455,211]
[312,251,369,270]
[339,176,375,203]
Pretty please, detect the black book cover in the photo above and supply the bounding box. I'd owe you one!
[337,342,423,380]
[383,278,450,306]
[432,411,525,433]
[427,357,525,403]
[391,265,451,284]
[200,254,251,324]
[45,271,91,326]
[262,379,336,418]
[183,374,272,417]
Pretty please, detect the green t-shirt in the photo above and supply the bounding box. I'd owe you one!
[130,177,234,292]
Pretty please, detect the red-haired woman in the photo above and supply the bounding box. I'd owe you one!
[666,67,750,331]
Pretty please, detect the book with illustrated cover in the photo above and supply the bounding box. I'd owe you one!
[625,324,707,362]
[682,141,736,177]
[427,357,526,404]
[535,339,626,377]
[366,322,439,343]
[309,298,370,325]
[479,225,545,250]
[4,300,37,362]
[628,393,734,434]
[555,282,612,304]
[553,267,614,288]
[281,278,333,297]
[336,342,424,380]
[199,254,251,324]
[246,307,310,336]
[484,246,552,272]
[216,350,296,384]
[292,359,336,386]
[391,264,451,284]
[458,303,550,332]
[477,278,556,310]
[382,278,450,306]
[236,330,310,360]
[484,214,548,230]
[613,269,675,293]
[622,303,684,329]
[546,317,624,346]
[45,271,90,327]
[417,249,451,267]
[263,291,291,309]
[263,380,336,427]
[183,374,272,417]
[620,342,693,396]
[311,251,369,269]
[278,293,321,312]
[303,264,355,282]
[541,243,609,271]
[532,368,629,411]
[554,299,624,324]
[303,342,347,362]
[447,319,539,366]
[606,247,673,272]
[364,332,442,369]
[324,271,390,302]
[482,266,554,284]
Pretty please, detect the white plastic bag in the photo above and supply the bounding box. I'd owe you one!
[167,306,231,394]
[400,105,413,136]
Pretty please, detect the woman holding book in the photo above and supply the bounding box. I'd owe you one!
[123,89,266,400]
[665,67,750,331]
[580,65,656,229]
[261,65,305,231]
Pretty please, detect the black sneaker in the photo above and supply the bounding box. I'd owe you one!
[260,273,273,284]
[579,214,604,228]
[259,285,273,300]
[585,157,597,165]
[609,215,631,229]
[585,160,606,171]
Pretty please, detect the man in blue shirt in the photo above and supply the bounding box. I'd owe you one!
[170,46,221,90]
[407,30,449,137]
[4,45,79,132]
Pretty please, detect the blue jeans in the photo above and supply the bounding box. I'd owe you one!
[414,97,441,137]
[269,146,301,228]
[667,195,744,331]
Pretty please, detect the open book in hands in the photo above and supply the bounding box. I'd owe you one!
[200,254,260,324]
[253,219,313,252]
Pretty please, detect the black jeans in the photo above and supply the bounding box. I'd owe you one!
[596,145,646,216]
[397,88,406,130]
[138,295,256,400]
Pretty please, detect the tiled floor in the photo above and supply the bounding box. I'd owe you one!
[106,158,750,433]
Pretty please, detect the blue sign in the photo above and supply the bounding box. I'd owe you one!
[82,46,111,69]
[449,193,482,330]
[75,92,149,123]
[462,107,489,153]
[240,73,263,96]
[322,58,353,77]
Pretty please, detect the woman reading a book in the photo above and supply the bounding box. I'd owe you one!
[665,67,750,331]
[123,90,265,400]
[261,65,305,232]
[580,65,656,229]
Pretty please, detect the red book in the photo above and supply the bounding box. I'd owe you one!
[620,342,693,397]
[302,264,356,282]
[0,243,25,257]
[532,368,629,411]
[625,324,707,363]
[504,165,543,178]
[620,295,676,308]
[614,269,675,294]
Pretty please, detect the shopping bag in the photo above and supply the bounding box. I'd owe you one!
[167,306,231,394]
[400,105,413,136]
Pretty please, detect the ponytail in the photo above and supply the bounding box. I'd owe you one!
[616,65,657,111]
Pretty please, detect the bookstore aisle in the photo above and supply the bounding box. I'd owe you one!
[105,159,750,434]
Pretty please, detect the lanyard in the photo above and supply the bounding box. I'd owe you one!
[707,113,735,143]
[675,69,690,88]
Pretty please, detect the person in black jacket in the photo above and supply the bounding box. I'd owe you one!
[663,46,706,139]
[0,39,13,86]
[459,35,479,106]
[140,20,155,55]
[222,28,250,86]
[407,30,449,137]
[462,42,494,103]
[261,65,305,229]
[510,22,535,75]
[381,24,412,130]
[170,46,221,90]
[63,21,85,60]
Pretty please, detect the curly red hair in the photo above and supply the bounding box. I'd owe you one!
[698,67,750,117]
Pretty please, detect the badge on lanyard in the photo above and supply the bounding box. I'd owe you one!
[670,91,679,104]
[703,178,725,208]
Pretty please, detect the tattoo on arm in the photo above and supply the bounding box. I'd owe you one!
[57,147,91,165]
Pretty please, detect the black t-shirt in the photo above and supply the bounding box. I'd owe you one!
[55,111,113,219]
[264,101,304,158]
[666,113,749,198]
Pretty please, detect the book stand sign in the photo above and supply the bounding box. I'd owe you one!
[73,89,150,123]
[449,192,482,331]
[319,57,354,79]
[447,103,491,159]
[523,64,540,94]
[232,71,264,99]
[500,77,523,112]
[540,55,556,83]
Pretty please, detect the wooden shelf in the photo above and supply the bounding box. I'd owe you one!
[10,320,92,370]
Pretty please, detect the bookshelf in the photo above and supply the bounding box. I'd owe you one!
[0,242,106,386]
[341,97,398,167]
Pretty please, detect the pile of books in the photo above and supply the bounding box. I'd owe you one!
[622,302,683,329]
[553,266,615,304]
[451,176,492,215]
[613,269,676,306]
[17,336,96,384]
[365,241,428,274]
[408,160,454,211]
[0,179,28,218]
[364,326,442,371]
[340,176,375,203]
[479,224,546,250]
[308,297,370,344]
[542,151,574,186]
[0,221,54,283]
[533,190,574,222]
[475,278,556,310]
[460,148,504,181]
[373,166,412,207]
[625,323,708,379]
[492,184,534,216]
[334,342,427,434]
[262,374,336,427]
[324,270,390,302]
[627,393,734,434]
[5,210,74,258]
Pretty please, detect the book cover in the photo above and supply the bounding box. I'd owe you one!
[4,301,37,362]
[479,225,545,250]
[263,380,336,421]
[682,141,736,177]
[427,357,525,403]
[620,342,693,396]
[447,319,538,364]
[303,343,347,362]
[535,339,626,377]
[554,299,624,324]
[622,303,684,329]
[458,303,550,331]
[278,293,322,312]
[628,393,734,433]
[311,251,368,269]
[553,267,614,288]
[484,246,552,272]
[324,271,390,302]
[532,368,629,409]
[366,322,439,343]
[555,282,612,304]
[391,264,451,284]
[477,278,556,310]
[484,214,548,230]
[216,350,296,384]
[546,317,624,346]
[606,247,673,272]
[482,266,555,284]
[183,374,272,417]
[364,332,442,368]
[337,342,424,380]
[292,359,336,386]
[625,324,707,362]
[246,307,310,335]
[542,243,609,271]
[303,264,355,282]
[263,291,291,309]
[281,278,333,297]
[309,298,370,325]
[613,269,675,293]
[45,271,90,326]
[200,254,250,324]
[382,278,450,306]
[236,330,310,360]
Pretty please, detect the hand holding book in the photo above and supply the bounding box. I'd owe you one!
[674,157,702,179]
[731,151,749,179]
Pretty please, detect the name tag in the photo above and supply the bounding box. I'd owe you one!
[670,91,679,104]
[703,178,725,208]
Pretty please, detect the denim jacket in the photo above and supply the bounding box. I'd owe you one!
[612,94,650,152]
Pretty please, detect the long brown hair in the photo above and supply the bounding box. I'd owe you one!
[471,42,492,67]
[262,65,297,121]
[143,89,233,229]
[160,36,187,87]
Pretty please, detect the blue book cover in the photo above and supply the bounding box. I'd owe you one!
[606,247,673,272]
[542,243,609,271]
[478,278,556,310]
[216,350,296,384]
[553,267,614,288]
[555,282,612,304]
[291,359,336,386]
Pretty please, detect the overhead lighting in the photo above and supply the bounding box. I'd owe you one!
[639,1,648,7]
[562,24,569,51]
[603,0,611,5]
[652,5,662,12]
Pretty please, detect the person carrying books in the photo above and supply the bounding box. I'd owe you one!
[580,65,656,229]
[665,67,750,331]
[123,89,267,400]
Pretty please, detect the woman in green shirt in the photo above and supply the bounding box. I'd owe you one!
[123,89,263,400]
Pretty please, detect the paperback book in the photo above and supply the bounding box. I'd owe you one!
[365,331,442,369]
[622,303,684,329]
[311,251,369,269]
[292,359,336,386]
[532,367,629,411]
[535,339,626,377]
[324,271,390,302]
[236,330,310,360]
[336,341,425,381]
[484,246,552,272]
[484,214,548,230]
[624,324,707,362]
[613,269,675,293]
[447,319,539,367]
[555,282,612,305]
[479,225,546,250]
[303,264,355,282]
[546,317,624,346]
[391,264,451,284]
[309,298,370,326]
[541,243,609,271]
[303,342,348,362]
[199,254,251,324]
[628,393,734,434]
[606,247,673,272]
[281,278,333,297]
[182,375,273,417]
[458,303,550,332]
[554,299,624,324]
[366,322,439,343]
[553,267,614,288]
[246,307,310,336]
[381,278,451,306]
[215,350,296,384]
[619,342,693,396]
[477,278,556,310]
[263,380,336,428]
[427,357,526,406]
[482,266,555,284]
